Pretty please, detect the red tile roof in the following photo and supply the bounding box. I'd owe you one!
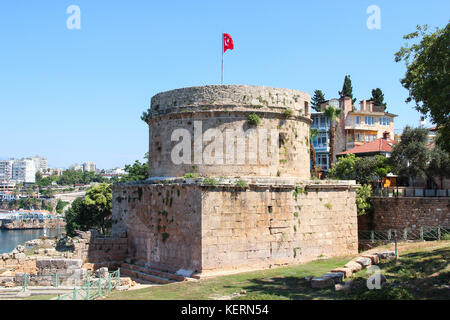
[338,138,396,156]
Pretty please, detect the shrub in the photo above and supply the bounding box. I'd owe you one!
[184,172,197,179]
[283,108,293,118]
[235,179,248,188]
[247,113,261,126]
[356,184,373,216]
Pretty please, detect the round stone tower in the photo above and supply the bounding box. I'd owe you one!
[144,85,312,179]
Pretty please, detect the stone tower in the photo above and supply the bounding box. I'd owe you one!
[112,85,358,276]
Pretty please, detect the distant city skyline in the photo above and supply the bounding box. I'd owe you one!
[0,1,448,169]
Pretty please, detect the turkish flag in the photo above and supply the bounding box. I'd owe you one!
[223,33,234,52]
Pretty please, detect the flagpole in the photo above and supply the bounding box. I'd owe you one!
[221,33,224,85]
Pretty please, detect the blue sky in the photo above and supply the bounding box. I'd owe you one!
[0,0,448,169]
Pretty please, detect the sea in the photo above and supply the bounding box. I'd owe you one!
[0,228,63,254]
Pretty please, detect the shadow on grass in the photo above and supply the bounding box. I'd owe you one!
[349,246,450,300]
[228,276,339,300]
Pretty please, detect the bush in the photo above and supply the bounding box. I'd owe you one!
[356,184,373,216]
[247,113,261,126]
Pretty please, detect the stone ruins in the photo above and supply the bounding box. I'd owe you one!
[112,85,359,277]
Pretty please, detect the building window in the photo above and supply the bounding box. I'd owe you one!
[379,117,390,125]
[315,133,328,147]
[364,116,374,125]
[356,116,360,125]
[316,154,328,170]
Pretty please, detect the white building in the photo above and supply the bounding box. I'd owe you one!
[83,162,96,172]
[0,160,14,181]
[70,164,83,171]
[12,159,36,183]
[30,156,48,173]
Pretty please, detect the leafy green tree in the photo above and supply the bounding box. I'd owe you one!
[329,154,391,186]
[65,183,112,236]
[328,154,358,181]
[356,184,373,216]
[55,200,69,214]
[323,106,342,168]
[371,88,387,110]
[389,126,430,186]
[427,133,450,188]
[119,153,149,182]
[395,23,450,153]
[35,171,43,183]
[311,90,326,111]
[339,75,357,105]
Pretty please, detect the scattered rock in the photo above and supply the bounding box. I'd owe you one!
[95,267,109,279]
[4,282,15,288]
[82,263,94,271]
[16,245,25,253]
[14,253,26,260]
[344,261,363,272]
[311,277,335,289]
[322,272,344,284]
[335,280,353,292]
[240,289,247,295]
[362,254,379,265]
[354,257,372,268]
[331,268,352,278]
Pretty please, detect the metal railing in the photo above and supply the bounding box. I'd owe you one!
[359,226,450,242]
[57,268,120,300]
[0,272,88,291]
[372,187,450,198]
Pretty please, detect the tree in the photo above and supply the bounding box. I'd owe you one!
[65,183,112,236]
[427,132,450,188]
[311,90,326,111]
[35,171,43,183]
[339,75,357,105]
[328,154,391,186]
[389,126,430,186]
[356,184,373,217]
[395,23,450,153]
[371,88,387,110]
[310,128,318,176]
[119,153,149,182]
[323,106,342,168]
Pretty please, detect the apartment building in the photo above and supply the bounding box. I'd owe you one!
[311,96,397,170]
[0,160,14,181]
[83,162,96,172]
[12,159,36,184]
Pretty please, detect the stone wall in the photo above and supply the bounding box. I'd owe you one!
[359,197,450,231]
[71,231,128,269]
[112,179,358,275]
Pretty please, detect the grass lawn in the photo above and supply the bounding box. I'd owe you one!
[104,241,450,300]
[105,256,353,300]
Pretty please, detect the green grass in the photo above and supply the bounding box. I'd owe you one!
[346,241,450,300]
[105,256,352,300]
[104,241,450,300]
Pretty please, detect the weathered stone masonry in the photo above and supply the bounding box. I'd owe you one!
[358,197,450,231]
[112,85,359,275]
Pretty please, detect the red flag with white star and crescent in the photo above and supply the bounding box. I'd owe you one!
[223,33,234,52]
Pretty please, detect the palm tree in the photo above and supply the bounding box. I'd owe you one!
[310,128,318,177]
[323,106,342,169]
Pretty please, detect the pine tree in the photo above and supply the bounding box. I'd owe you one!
[339,75,357,105]
[371,88,387,110]
[311,90,326,111]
